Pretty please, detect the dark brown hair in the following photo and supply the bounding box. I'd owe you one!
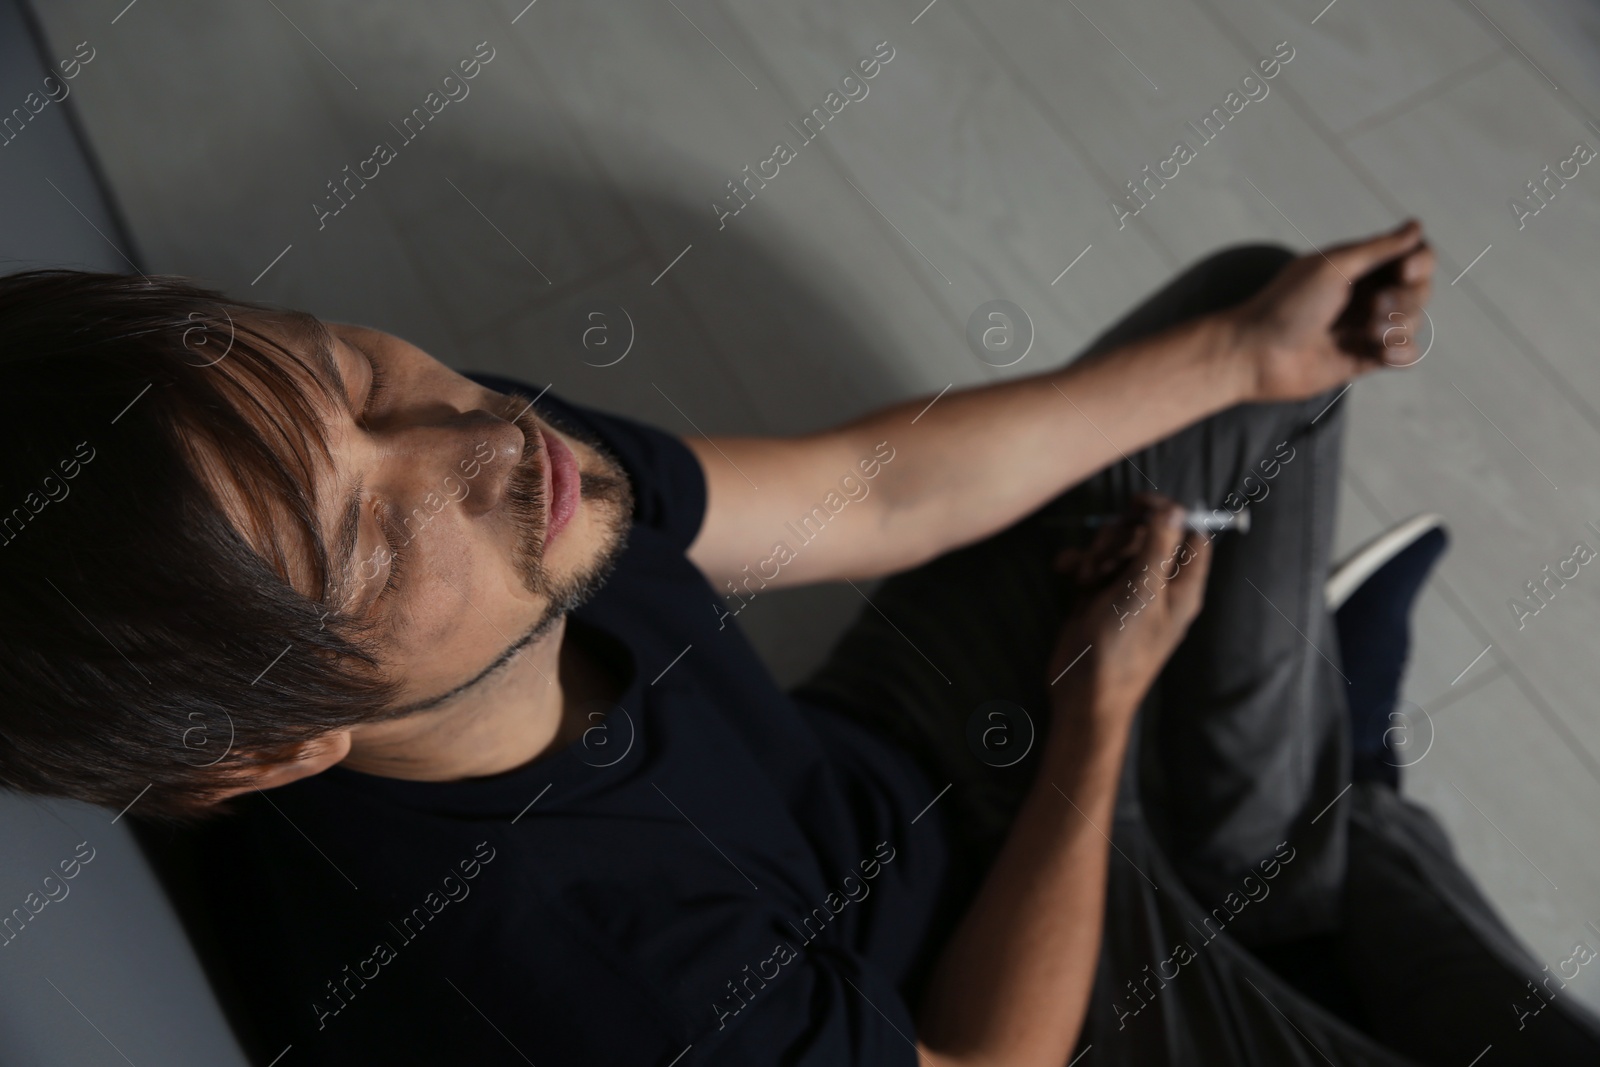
[0,269,401,823]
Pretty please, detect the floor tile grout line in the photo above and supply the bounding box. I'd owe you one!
[704,0,976,334]
[246,0,483,363]
[1418,660,1506,718]
[948,0,1183,272]
[1454,0,1567,97]
[1333,51,1506,143]
[492,4,778,436]
[687,0,1061,398]
[459,251,652,344]
[1447,270,1600,449]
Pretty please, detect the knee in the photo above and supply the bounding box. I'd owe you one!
[1192,242,1296,301]
[1072,242,1298,365]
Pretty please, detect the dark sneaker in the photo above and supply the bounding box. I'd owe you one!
[1326,514,1449,789]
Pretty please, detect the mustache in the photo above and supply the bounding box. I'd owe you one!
[499,394,550,570]
[490,388,636,601]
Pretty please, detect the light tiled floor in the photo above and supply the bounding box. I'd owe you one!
[28,0,1600,1016]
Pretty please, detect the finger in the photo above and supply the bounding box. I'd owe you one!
[1082,524,1143,587]
[1371,287,1432,366]
[1377,300,1423,345]
[1119,493,1170,549]
[1055,546,1109,587]
[1122,522,1149,562]
[1370,254,1433,320]
[1152,537,1211,630]
[1086,516,1127,559]
[1095,501,1154,556]
[1324,219,1424,281]
[1133,501,1188,580]
[1371,295,1413,339]
[1164,528,1214,617]
[1348,350,1390,380]
[1128,491,1173,520]
[1400,240,1435,285]
[1387,276,1432,318]
[1069,524,1122,584]
[1090,509,1169,604]
[1085,493,1174,566]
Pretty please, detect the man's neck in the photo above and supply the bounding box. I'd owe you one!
[340,616,622,781]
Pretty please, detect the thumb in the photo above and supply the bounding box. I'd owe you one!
[1324,219,1424,281]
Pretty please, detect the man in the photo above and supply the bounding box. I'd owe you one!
[0,221,1595,1065]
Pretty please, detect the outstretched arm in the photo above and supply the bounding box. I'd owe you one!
[685,221,1432,591]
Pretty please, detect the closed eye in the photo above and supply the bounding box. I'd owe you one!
[378,505,409,600]
[344,336,399,598]
[360,348,388,421]
[381,533,408,599]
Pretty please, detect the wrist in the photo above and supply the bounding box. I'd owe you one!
[1047,678,1138,749]
[1208,307,1265,405]
[1042,707,1132,786]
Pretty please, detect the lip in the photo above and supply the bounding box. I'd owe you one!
[536,423,581,545]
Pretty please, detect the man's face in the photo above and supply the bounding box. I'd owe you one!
[231,317,634,711]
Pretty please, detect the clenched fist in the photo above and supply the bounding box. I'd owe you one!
[1226,219,1435,402]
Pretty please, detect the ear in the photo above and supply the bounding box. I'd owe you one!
[206,730,354,803]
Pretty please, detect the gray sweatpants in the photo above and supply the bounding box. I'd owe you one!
[792,244,1600,1065]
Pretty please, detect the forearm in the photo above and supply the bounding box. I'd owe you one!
[846,311,1250,568]
[914,707,1131,1067]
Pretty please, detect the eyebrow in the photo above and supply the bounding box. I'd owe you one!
[305,323,366,608]
[332,476,365,610]
[307,321,356,420]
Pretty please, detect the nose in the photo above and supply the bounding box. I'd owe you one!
[382,408,527,517]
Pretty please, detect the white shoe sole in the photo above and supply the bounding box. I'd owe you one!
[1325,513,1445,612]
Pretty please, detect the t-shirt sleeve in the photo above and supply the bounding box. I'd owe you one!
[463,374,708,553]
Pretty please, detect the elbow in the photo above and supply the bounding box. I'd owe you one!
[914,1042,966,1067]
[914,1043,1022,1067]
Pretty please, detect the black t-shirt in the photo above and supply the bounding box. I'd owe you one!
[188,378,954,1066]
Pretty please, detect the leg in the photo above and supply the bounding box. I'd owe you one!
[1076,804,1414,1066]
[791,242,1350,945]
[1138,383,1351,947]
[1336,783,1600,1064]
